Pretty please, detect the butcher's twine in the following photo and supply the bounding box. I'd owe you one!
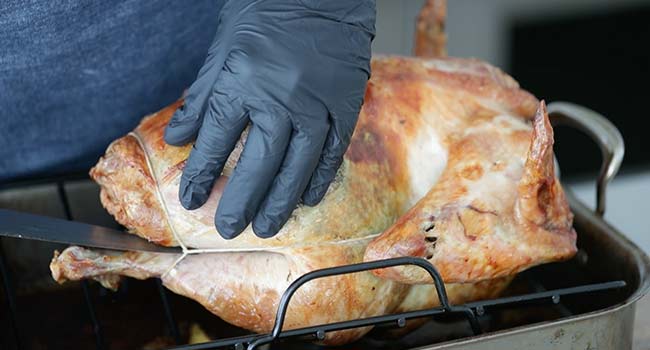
[130,132,214,278]
[130,131,381,278]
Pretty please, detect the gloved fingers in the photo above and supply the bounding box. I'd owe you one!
[164,103,206,146]
[164,32,232,146]
[215,108,292,239]
[178,93,248,210]
[302,111,360,206]
[252,118,329,238]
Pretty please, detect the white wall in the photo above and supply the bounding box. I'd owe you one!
[374,0,650,71]
[372,0,426,56]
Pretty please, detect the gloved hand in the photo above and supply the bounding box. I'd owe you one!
[164,0,376,239]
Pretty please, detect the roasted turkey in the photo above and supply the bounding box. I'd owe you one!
[50,1,576,345]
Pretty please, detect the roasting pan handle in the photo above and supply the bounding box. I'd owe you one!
[547,102,625,216]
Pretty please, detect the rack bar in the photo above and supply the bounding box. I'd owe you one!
[82,281,104,350]
[246,257,458,350]
[0,238,21,350]
[157,279,182,344]
[165,256,625,350]
[57,181,104,350]
[522,273,573,317]
[463,281,626,309]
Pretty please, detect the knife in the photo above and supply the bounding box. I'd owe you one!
[0,208,181,253]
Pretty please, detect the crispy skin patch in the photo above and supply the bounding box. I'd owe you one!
[371,57,538,118]
[348,78,425,196]
[458,205,497,239]
[133,100,193,183]
[136,99,182,152]
[90,134,175,246]
[460,163,484,180]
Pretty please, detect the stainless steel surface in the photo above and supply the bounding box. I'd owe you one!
[633,294,650,349]
[548,101,625,217]
[420,302,636,350]
[0,208,181,253]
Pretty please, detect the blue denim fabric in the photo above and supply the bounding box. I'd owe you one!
[0,0,225,182]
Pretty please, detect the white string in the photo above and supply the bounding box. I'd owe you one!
[129,132,189,277]
[129,131,382,276]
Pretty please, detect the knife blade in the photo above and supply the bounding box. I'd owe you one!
[0,209,181,253]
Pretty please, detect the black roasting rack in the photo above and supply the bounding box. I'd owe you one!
[167,259,625,350]
[0,176,629,350]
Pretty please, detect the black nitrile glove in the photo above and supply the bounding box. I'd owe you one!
[164,0,376,239]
